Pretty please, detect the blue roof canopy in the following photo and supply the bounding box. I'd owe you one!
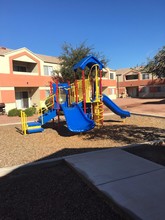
[73,55,104,71]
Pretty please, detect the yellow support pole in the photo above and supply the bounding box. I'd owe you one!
[95,65,99,101]
[21,110,27,135]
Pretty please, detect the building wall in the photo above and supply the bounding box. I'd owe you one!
[116,69,165,98]
[102,68,117,99]
[0,55,10,73]
[0,47,61,112]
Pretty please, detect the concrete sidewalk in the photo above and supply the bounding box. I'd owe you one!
[65,148,165,220]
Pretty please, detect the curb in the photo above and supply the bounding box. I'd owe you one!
[131,112,165,119]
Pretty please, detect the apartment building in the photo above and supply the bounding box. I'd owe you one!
[116,68,165,98]
[0,47,61,112]
[102,68,117,100]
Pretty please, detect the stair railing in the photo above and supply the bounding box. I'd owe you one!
[21,110,27,135]
[38,94,55,125]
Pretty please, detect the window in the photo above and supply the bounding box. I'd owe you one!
[161,86,165,92]
[150,87,161,93]
[44,66,53,76]
[14,65,27,72]
[140,87,148,93]
[45,90,50,97]
[142,73,149,79]
[110,88,115,95]
[125,75,138,80]
[156,87,161,92]
[110,72,114,79]
[13,60,37,73]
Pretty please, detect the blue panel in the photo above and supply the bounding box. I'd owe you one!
[38,109,57,125]
[27,121,42,127]
[27,127,44,134]
[61,103,95,132]
[73,55,104,71]
[102,94,130,118]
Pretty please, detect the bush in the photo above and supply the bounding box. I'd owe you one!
[17,109,22,117]
[8,108,19,117]
[24,107,36,117]
[30,107,36,114]
[8,107,37,117]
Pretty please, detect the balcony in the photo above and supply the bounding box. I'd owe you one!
[13,60,38,75]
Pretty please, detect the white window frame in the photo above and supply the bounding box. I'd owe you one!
[44,66,53,76]
[142,73,149,80]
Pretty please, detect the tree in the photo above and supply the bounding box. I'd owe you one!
[52,42,108,83]
[143,46,165,78]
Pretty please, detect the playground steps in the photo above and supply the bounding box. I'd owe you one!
[27,121,44,134]
[38,108,57,125]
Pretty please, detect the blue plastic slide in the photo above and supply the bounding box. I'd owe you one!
[61,103,95,132]
[102,94,130,118]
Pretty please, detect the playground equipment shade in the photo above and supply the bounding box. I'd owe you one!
[73,55,104,71]
[61,103,95,132]
[102,94,130,118]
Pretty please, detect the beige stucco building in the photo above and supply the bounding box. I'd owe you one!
[0,47,61,112]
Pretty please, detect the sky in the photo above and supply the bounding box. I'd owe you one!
[1,0,165,69]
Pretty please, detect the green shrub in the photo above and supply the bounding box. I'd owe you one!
[31,107,37,114]
[8,107,37,117]
[8,108,19,117]
[24,108,35,117]
[25,107,36,116]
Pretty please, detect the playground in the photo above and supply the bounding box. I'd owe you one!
[0,56,165,219]
[21,55,130,135]
[0,113,165,219]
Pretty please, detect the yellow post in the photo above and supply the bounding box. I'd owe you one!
[95,65,99,101]
[21,110,27,135]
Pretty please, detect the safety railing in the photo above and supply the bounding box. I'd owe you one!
[38,94,55,125]
[21,110,27,135]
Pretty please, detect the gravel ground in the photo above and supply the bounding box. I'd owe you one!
[0,114,165,220]
[0,114,165,167]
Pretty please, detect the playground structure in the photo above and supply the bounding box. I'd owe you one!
[21,56,130,134]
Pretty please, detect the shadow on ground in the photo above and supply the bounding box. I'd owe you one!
[143,99,165,105]
[82,121,165,144]
[42,120,77,137]
[43,119,165,144]
[0,147,127,220]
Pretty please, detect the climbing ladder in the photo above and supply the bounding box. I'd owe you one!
[93,100,104,127]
